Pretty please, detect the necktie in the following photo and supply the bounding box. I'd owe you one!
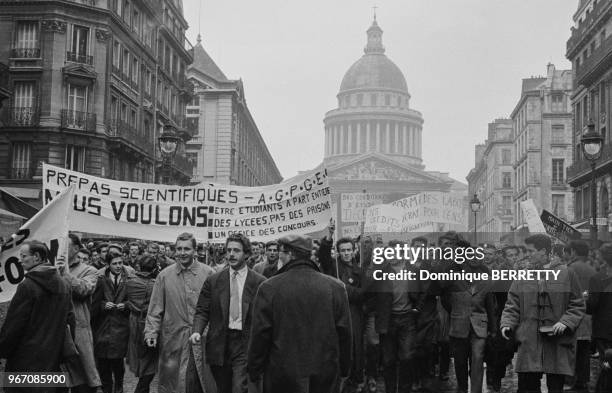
[229,270,240,324]
[113,273,119,289]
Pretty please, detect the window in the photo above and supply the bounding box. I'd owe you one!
[110,96,119,127]
[65,145,86,172]
[385,94,390,106]
[112,40,120,71]
[13,81,36,126]
[502,172,511,188]
[371,94,377,106]
[502,196,512,212]
[67,84,87,113]
[70,25,90,63]
[551,94,564,112]
[132,57,139,85]
[130,108,137,128]
[552,159,564,185]
[552,125,565,144]
[576,190,583,219]
[501,149,511,164]
[122,49,130,77]
[13,21,39,58]
[356,94,363,106]
[123,0,131,24]
[11,143,31,179]
[552,195,566,219]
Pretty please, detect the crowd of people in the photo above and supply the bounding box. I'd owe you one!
[0,223,611,393]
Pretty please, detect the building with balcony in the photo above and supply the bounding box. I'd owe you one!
[0,0,194,207]
[567,0,612,239]
[511,64,574,231]
[466,119,514,243]
[185,36,282,186]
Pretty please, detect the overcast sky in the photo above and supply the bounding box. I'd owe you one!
[182,0,578,183]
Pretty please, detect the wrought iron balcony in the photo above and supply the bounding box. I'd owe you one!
[10,166,35,179]
[172,152,194,176]
[567,0,612,56]
[61,109,96,131]
[107,119,155,154]
[567,143,612,184]
[10,48,41,59]
[66,51,93,65]
[575,33,612,86]
[6,106,39,126]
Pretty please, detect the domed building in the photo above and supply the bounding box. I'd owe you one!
[317,18,467,237]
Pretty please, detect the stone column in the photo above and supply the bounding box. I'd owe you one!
[334,124,339,155]
[376,121,381,152]
[403,123,408,154]
[418,128,422,158]
[356,122,361,153]
[395,122,399,154]
[385,122,391,153]
[366,121,371,151]
[346,122,353,154]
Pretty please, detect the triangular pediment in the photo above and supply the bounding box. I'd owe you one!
[325,152,449,183]
[62,63,97,81]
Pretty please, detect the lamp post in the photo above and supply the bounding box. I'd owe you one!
[470,193,481,245]
[581,122,603,248]
[157,125,180,185]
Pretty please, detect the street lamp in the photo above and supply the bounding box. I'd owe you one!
[157,125,180,184]
[581,122,604,247]
[470,193,481,245]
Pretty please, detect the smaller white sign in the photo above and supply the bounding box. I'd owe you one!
[520,199,546,233]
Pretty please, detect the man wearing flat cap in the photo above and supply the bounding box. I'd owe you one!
[248,234,353,393]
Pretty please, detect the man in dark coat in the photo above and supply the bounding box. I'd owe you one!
[0,240,74,393]
[318,222,366,392]
[566,240,597,392]
[190,233,266,393]
[248,234,353,393]
[501,234,585,393]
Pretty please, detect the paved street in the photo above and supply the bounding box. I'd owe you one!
[122,356,603,393]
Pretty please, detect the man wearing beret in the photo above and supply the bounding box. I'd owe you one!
[248,234,353,393]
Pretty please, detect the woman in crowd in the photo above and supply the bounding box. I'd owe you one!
[94,251,132,393]
[125,254,159,393]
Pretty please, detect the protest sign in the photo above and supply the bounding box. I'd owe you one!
[520,199,546,233]
[341,223,362,238]
[364,204,404,233]
[540,209,581,244]
[341,193,384,222]
[43,164,333,243]
[0,186,73,302]
[391,191,466,227]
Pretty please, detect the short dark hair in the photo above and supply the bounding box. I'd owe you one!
[78,248,91,257]
[336,237,354,252]
[411,237,428,247]
[569,240,589,258]
[599,243,612,265]
[105,250,123,264]
[69,233,82,248]
[226,233,252,255]
[176,232,197,250]
[128,242,141,249]
[265,241,279,250]
[23,240,48,262]
[502,245,519,257]
[139,254,158,274]
[524,234,552,255]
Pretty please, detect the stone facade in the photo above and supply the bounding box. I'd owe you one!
[467,119,514,244]
[511,64,574,229]
[0,0,194,207]
[185,37,282,186]
[566,0,612,240]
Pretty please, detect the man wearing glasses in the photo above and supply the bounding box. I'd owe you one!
[500,234,585,393]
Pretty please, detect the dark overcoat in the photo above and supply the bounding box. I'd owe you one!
[247,258,352,393]
[94,266,131,358]
[0,264,74,393]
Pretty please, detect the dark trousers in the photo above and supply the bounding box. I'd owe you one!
[210,330,248,393]
[364,313,380,379]
[574,339,590,388]
[381,313,416,393]
[436,341,450,376]
[517,372,564,393]
[134,374,155,393]
[97,357,124,393]
[450,332,486,393]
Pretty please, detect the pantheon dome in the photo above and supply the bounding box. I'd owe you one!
[324,18,424,168]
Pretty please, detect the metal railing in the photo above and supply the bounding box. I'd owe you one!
[66,51,93,65]
[567,0,612,55]
[10,166,35,179]
[575,33,612,85]
[107,119,155,154]
[61,109,96,131]
[567,143,612,181]
[8,106,39,126]
[10,48,41,58]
